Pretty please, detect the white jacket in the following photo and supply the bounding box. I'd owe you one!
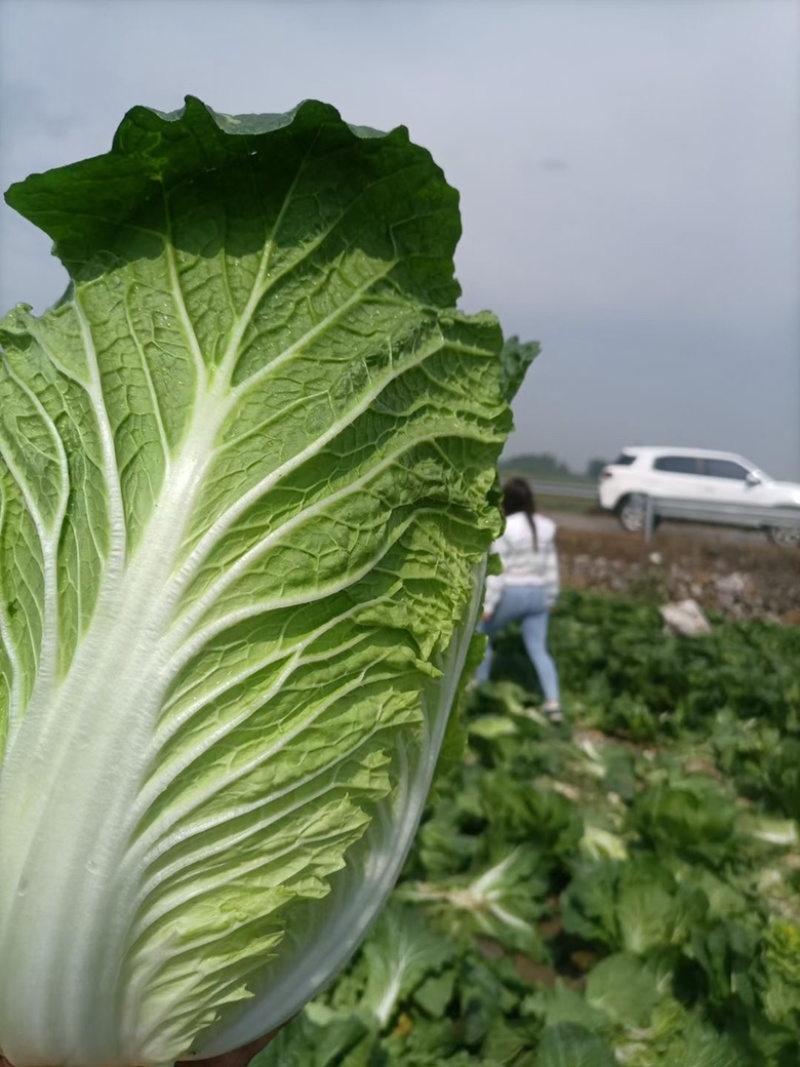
[483,512,560,617]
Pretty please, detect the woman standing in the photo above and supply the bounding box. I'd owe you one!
[476,478,562,720]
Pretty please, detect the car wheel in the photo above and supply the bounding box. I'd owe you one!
[767,524,800,548]
[618,494,649,533]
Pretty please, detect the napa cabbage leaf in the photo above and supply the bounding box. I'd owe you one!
[0,97,532,1067]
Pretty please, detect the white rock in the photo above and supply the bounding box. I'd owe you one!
[659,598,712,636]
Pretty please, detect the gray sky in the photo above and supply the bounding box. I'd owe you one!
[2,0,798,478]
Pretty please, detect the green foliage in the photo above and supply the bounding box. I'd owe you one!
[629,777,738,862]
[585,952,663,1027]
[255,590,800,1066]
[584,458,611,481]
[759,920,800,1029]
[498,453,582,483]
[534,1023,616,1067]
[493,590,800,744]
[499,337,540,405]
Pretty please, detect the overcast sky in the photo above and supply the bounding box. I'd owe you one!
[1,0,798,478]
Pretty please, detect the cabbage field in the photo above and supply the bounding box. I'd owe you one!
[2,91,796,1067]
[257,590,800,1067]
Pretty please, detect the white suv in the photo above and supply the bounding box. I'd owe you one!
[598,447,800,545]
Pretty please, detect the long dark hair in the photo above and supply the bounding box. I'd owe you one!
[502,478,538,551]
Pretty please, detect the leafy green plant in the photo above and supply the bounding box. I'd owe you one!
[492,591,800,742]
[0,98,534,1066]
[759,920,800,1031]
[244,591,800,1065]
[629,777,738,863]
[398,848,549,956]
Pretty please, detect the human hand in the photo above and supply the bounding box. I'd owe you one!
[0,1028,281,1067]
[178,1028,282,1067]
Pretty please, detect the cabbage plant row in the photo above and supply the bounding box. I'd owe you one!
[256,591,800,1066]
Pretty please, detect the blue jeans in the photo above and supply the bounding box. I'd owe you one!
[476,584,560,704]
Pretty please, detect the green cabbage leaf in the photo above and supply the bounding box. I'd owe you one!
[0,97,529,1066]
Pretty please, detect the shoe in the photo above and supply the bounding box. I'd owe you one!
[542,702,563,724]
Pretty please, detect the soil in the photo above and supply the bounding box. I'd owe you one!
[553,512,800,624]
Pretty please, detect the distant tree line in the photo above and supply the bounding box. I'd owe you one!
[499,452,609,483]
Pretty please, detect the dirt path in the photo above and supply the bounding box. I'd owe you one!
[551,510,800,623]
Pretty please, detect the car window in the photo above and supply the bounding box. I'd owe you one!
[704,459,749,480]
[652,455,701,475]
[613,453,636,466]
